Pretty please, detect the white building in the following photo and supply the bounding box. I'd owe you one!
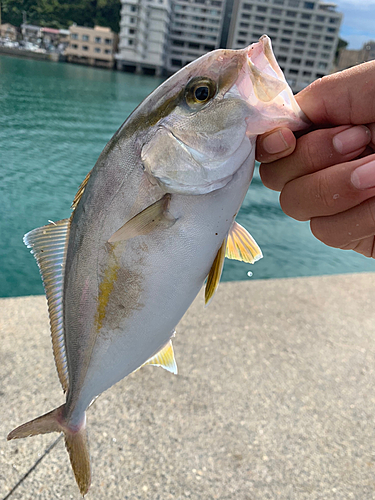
[227,0,342,91]
[166,0,227,73]
[116,0,171,75]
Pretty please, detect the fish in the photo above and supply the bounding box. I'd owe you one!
[7,35,309,495]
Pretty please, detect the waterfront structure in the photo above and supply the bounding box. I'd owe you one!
[336,40,375,71]
[116,0,171,76]
[0,23,18,41]
[227,0,342,91]
[65,25,118,69]
[166,0,227,73]
[21,24,42,45]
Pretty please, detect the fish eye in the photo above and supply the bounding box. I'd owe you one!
[185,77,217,108]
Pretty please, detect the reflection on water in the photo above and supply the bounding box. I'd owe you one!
[0,55,373,297]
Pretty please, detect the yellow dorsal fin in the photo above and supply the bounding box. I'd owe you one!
[24,219,70,391]
[108,194,176,243]
[71,169,92,212]
[225,221,263,264]
[248,59,286,102]
[205,238,226,306]
[144,339,177,374]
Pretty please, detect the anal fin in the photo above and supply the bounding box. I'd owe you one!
[144,339,177,374]
[226,221,262,264]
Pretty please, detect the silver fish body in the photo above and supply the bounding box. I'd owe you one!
[8,36,309,494]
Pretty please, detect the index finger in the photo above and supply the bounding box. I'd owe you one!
[296,60,375,126]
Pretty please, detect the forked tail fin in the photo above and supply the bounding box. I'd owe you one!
[7,405,91,496]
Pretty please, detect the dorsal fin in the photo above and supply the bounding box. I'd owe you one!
[225,221,263,263]
[71,169,92,212]
[205,238,226,305]
[144,339,178,374]
[24,219,70,391]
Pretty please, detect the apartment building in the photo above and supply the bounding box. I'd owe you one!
[116,0,171,76]
[65,25,117,69]
[336,40,375,71]
[227,0,342,91]
[166,0,227,73]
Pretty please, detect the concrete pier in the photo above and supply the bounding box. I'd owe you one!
[1,273,375,499]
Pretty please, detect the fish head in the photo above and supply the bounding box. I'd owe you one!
[131,35,309,194]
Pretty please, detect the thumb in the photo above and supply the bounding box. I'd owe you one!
[256,128,297,163]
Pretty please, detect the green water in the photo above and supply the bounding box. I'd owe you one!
[0,55,373,298]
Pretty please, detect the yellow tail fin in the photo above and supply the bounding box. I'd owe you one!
[7,405,91,496]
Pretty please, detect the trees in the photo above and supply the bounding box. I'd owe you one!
[1,0,121,33]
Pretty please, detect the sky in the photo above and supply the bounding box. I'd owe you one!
[334,0,375,48]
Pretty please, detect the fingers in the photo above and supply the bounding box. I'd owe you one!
[296,60,375,125]
[310,198,375,258]
[260,125,372,191]
[256,128,296,163]
[279,155,375,221]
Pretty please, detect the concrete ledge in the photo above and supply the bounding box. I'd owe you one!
[1,273,375,499]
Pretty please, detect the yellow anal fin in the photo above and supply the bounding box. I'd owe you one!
[226,221,263,264]
[24,219,70,392]
[248,59,286,102]
[71,169,92,212]
[205,238,226,306]
[108,193,176,243]
[144,339,177,374]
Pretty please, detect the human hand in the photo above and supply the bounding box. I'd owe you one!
[257,61,375,258]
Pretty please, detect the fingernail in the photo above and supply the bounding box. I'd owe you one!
[262,130,291,154]
[351,159,375,189]
[333,125,371,155]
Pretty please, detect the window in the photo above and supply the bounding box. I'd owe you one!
[130,5,137,11]
[242,13,250,19]
[304,1,314,8]
[269,27,278,33]
[239,31,247,36]
[303,70,312,76]
[284,20,295,26]
[307,51,316,56]
[257,6,267,12]
[318,61,327,69]
[270,18,280,24]
[297,31,306,37]
[272,8,282,14]
[243,3,252,10]
[71,43,78,49]
[279,46,289,52]
[71,33,78,40]
[104,49,111,54]
[129,29,135,34]
[254,24,263,30]
[237,39,246,45]
[325,36,333,41]
[321,52,330,59]
[311,34,320,40]
[283,29,292,35]
[130,17,135,23]
[294,49,303,54]
[288,0,299,5]
[240,22,249,28]
[305,59,314,66]
[291,57,301,64]
[327,27,336,33]
[171,58,182,66]
[314,25,323,31]
[323,44,331,50]
[299,23,309,28]
[274,0,284,4]
[310,42,318,48]
[255,15,265,21]
[128,39,133,45]
[189,42,199,48]
[95,37,101,43]
[105,38,112,45]
[329,17,337,24]
[211,0,221,5]
[289,68,299,74]
[278,55,287,62]
[94,47,101,53]
[281,37,291,43]
[295,40,305,46]
[82,45,88,50]
[301,13,311,19]
[316,15,325,22]
[204,44,215,50]
[286,10,297,17]
[82,35,89,41]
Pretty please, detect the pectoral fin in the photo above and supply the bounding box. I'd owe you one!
[108,194,176,243]
[225,221,263,264]
[144,339,177,374]
[205,238,226,305]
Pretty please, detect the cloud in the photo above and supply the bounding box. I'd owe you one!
[335,0,375,48]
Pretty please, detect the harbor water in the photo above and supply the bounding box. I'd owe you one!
[0,55,373,298]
